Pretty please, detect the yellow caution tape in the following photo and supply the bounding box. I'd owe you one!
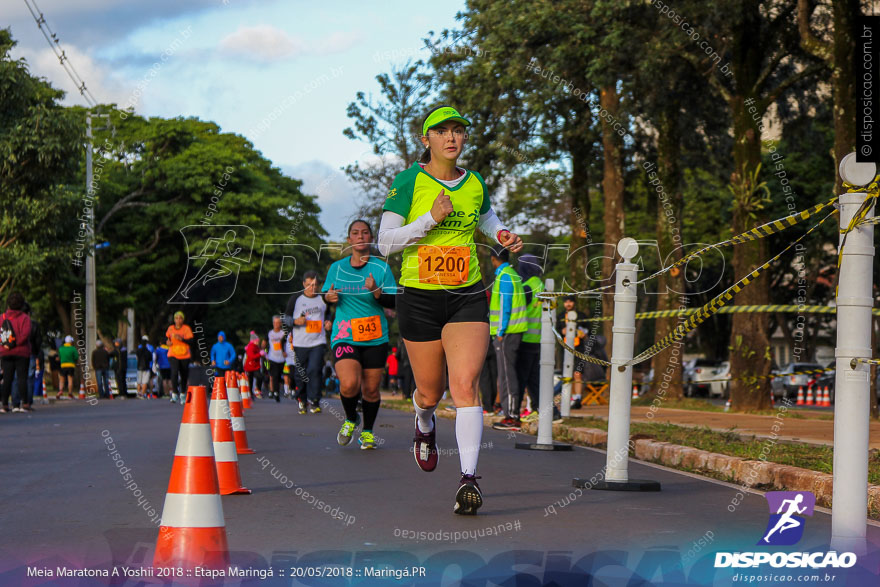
[625,210,835,366]
[850,357,880,368]
[557,367,834,388]
[836,179,878,296]
[550,327,611,368]
[573,304,880,323]
[537,196,838,301]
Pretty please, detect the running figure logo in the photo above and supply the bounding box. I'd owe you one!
[759,491,815,546]
[169,225,255,304]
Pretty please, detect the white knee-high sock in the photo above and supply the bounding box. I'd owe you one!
[413,392,436,433]
[456,406,483,475]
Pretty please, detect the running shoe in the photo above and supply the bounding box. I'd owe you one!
[12,407,25,413]
[521,411,539,423]
[337,414,360,446]
[453,474,483,515]
[297,399,307,414]
[310,402,321,414]
[413,414,439,472]
[170,393,178,404]
[358,431,376,450]
[492,417,521,431]
[553,407,564,423]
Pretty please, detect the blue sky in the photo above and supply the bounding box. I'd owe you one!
[8,0,465,239]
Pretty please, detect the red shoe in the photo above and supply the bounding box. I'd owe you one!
[413,415,439,472]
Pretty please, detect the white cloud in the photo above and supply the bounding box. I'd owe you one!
[283,161,363,240]
[218,26,361,63]
[219,25,306,62]
[13,44,131,108]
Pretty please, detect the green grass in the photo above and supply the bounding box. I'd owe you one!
[630,396,834,419]
[559,416,880,485]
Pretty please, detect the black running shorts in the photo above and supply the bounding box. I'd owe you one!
[397,282,489,342]
[332,342,388,370]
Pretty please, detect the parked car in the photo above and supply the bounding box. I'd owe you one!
[806,362,836,403]
[109,355,139,396]
[770,362,824,400]
[684,358,722,397]
[709,361,731,399]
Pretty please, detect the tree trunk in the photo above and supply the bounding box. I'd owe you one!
[569,140,592,293]
[728,96,772,411]
[649,111,685,400]
[600,85,625,343]
[831,0,858,193]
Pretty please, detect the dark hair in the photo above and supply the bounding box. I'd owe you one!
[347,219,373,237]
[490,245,510,263]
[6,292,24,311]
[419,146,431,164]
[303,270,319,282]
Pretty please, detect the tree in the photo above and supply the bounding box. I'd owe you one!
[342,60,434,226]
[676,0,824,411]
[0,29,82,297]
[798,0,861,193]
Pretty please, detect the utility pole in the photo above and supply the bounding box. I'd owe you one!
[84,110,111,389]
[85,112,96,388]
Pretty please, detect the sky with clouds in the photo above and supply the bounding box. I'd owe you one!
[7,0,464,239]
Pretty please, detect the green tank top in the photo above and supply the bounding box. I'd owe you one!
[383,162,491,290]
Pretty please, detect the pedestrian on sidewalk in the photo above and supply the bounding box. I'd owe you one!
[210,331,235,380]
[92,340,112,398]
[1,292,33,412]
[136,336,154,398]
[489,245,528,432]
[57,335,77,401]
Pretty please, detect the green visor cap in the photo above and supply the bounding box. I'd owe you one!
[422,107,471,136]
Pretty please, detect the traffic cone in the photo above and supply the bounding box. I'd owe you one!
[209,378,250,495]
[154,386,229,570]
[769,388,775,406]
[79,380,85,400]
[796,387,804,406]
[239,374,253,410]
[632,384,639,400]
[821,386,831,407]
[41,377,49,405]
[724,399,731,412]
[225,371,255,454]
[806,385,815,406]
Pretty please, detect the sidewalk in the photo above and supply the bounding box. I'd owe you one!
[572,404,880,449]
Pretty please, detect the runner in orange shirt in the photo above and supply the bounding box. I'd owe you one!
[165,311,193,404]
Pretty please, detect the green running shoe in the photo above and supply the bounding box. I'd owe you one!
[358,430,377,450]
[337,414,360,446]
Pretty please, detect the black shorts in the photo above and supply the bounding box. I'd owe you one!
[159,368,171,379]
[60,367,75,378]
[397,283,489,342]
[332,343,388,370]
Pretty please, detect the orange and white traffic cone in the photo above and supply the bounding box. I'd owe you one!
[724,399,731,412]
[79,381,86,400]
[821,386,831,407]
[239,374,253,410]
[209,378,250,495]
[632,385,639,400]
[769,388,775,406]
[154,386,229,570]
[41,377,49,405]
[225,371,255,454]
[796,387,804,406]
[806,385,815,406]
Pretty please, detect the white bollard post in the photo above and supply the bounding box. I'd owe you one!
[575,238,659,491]
[831,154,876,554]
[516,278,572,451]
[560,312,576,417]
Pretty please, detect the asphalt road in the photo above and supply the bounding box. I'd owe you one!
[1,396,879,586]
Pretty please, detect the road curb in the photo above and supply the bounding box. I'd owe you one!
[518,420,880,517]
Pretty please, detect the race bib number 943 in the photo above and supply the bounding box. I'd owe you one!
[351,315,382,342]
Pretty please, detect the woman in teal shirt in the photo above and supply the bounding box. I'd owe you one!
[322,220,397,450]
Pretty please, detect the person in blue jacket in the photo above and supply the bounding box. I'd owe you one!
[210,331,236,379]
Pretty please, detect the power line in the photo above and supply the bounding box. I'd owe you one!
[22,0,98,107]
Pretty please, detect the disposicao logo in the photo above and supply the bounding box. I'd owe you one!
[759,491,814,546]
[714,491,857,569]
